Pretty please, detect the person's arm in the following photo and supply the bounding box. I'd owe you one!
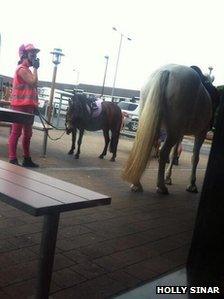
[18,67,38,86]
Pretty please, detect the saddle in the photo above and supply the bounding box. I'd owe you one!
[86,98,103,118]
[190,65,220,129]
[190,66,219,104]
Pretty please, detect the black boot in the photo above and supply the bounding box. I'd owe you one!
[22,157,39,168]
[173,156,179,166]
[166,158,170,164]
[9,158,20,166]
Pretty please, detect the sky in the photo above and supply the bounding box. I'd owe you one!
[0,0,224,91]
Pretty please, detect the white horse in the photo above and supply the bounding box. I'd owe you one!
[122,64,213,194]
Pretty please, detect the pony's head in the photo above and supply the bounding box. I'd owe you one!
[65,93,87,134]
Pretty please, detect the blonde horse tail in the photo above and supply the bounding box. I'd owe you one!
[122,70,170,185]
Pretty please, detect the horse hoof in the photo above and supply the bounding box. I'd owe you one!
[75,155,79,159]
[130,183,143,192]
[68,151,74,155]
[110,158,115,162]
[186,185,198,193]
[165,177,172,185]
[156,186,169,195]
[98,155,104,159]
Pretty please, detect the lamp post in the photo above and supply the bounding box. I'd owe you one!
[111,27,131,102]
[101,55,109,97]
[47,48,65,122]
[42,48,64,157]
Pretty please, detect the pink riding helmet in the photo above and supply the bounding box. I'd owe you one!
[18,44,40,58]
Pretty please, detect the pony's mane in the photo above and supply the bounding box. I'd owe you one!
[72,93,88,109]
[73,93,87,103]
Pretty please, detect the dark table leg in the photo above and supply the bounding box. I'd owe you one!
[35,212,60,299]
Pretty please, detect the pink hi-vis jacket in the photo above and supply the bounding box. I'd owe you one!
[10,65,38,107]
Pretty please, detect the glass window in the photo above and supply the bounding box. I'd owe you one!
[118,102,138,111]
[128,104,138,111]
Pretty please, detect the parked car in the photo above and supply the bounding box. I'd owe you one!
[118,101,139,132]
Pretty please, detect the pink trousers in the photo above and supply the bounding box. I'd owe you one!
[8,106,34,160]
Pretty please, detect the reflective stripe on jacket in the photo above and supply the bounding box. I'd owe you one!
[10,65,38,107]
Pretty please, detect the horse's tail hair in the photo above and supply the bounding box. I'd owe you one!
[122,70,170,184]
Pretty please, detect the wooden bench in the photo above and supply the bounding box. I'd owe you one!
[0,122,11,127]
[0,107,34,125]
[0,160,111,299]
[0,100,10,107]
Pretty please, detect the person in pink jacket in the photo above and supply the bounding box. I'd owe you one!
[8,44,40,167]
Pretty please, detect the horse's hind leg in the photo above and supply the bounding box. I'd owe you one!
[99,129,110,159]
[173,138,183,165]
[157,136,178,194]
[165,144,177,185]
[165,137,182,185]
[68,129,76,155]
[186,134,206,193]
[110,130,120,162]
[75,129,84,159]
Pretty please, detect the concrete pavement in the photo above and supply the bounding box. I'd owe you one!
[0,126,209,298]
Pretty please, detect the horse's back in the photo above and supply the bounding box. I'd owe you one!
[101,101,122,118]
[153,64,212,136]
[140,64,200,112]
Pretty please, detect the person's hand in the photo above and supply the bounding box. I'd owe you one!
[33,58,40,69]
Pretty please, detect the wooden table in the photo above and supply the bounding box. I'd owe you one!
[0,160,111,298]
[0,100,10,107]
[0,107,34,124]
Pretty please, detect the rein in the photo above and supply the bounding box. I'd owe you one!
[36,109,66,141]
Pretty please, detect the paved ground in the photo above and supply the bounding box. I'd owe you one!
[0,126,209,298]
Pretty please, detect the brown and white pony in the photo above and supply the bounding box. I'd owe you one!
[65,93,123,161]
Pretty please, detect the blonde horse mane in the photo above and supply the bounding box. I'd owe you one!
[122,69,170,184]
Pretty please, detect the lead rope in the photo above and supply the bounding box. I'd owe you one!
[36,109,66,141]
